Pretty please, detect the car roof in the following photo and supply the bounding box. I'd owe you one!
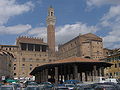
[55,87,68,89]
[95,85,115,87]
[1,85,14,87]
[27,85,38,87]
[65,84,74,85]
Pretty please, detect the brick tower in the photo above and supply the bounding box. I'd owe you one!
[46,6,56,57]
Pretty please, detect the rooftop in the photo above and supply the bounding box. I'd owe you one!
[16,36,47,45]
[30,57,112,75]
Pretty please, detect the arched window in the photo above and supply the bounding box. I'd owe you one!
[51,12,53,16]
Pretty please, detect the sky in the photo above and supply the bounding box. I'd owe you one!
[0,0,120,49]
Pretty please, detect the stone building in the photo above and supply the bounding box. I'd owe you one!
[102,48,120,79]
[57,33,104,60]
[15,36,49,79]
[0,50,14,79]
[0,37,50,79]
[103,48,120,58]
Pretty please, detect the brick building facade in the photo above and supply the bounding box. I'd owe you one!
[57,33,104,60]
[0,50,14,79]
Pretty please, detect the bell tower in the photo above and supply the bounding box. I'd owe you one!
[46,6,56,57]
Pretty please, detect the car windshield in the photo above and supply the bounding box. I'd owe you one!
[26,87,39,90]
[28,82,37,85]
[0,87,13,90]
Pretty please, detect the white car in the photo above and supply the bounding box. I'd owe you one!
[65,84,75,90]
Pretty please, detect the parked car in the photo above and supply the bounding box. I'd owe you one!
[12,83,21,90]
[104,82,120,89]
[65,84,75,90]
[91,82,120,90]
[39,82,54,89]
[25,85,39,90]
[0,85,16,90]
[54,86,69,90]
[74,84,94,90]
[94,84,117,90]
[24,81,38,87]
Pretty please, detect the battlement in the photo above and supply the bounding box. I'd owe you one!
[16,36,47,45]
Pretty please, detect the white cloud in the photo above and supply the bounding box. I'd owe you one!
[100,5,120,48]
[85,0,120,49]
[103,35,120,43]
[27,22,98,45]
[86,0,120,7]
[0,0,34,25]
[56,22,98,44]
[0,0,34,35]
[0,24,31,34]
[86,0,120,49]
[101,5,120,25]
[28,27,47,42]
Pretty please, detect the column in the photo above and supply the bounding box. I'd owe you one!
[35,74,37,82]
[37,73,40,83]
[85,72,88,81]
[64,65,67,81]
[55,67,58,84]
[93,65,97,81]
[68,65,71,80]
[26,43,28,51]
[41,71,43,82]
[91,70,94,81]
[101,67,104,76]
[40,71,42,83]
[63,65,66,81]
[40,45,42,52]
[82,72,85,82]
[33,44,35,51]
[43,70,46,82]
[39,72,41,83]
[60,66,63,82]
[39,45,42,52]
[99,68,102,77]
[73,64,78,80]
[51,69,54,81]
[80,72,82,81]
[87,72,91,82]
[45,69,48,82]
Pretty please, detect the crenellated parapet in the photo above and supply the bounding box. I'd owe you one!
[16,36,46,45]
[16,36,48,52]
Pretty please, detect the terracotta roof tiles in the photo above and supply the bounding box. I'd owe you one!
[52,57,102,64]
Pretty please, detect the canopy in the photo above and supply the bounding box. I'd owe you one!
[6,79,19,83]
